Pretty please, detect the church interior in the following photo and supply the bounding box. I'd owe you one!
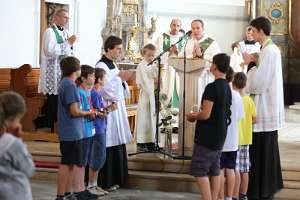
[1,0,300,199]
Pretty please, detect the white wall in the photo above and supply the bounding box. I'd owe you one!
[146,0,249,54]
[0,0,36,68]
[75,0,107,66]
[0,0,107,68]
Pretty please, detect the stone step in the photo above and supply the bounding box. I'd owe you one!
[275,188,300,200]
[283,171,300,181]
[32,153,300,182]
[284,180,300,189]
[32,168,57,181]
[128,155,191,174]
[128,170,300,199]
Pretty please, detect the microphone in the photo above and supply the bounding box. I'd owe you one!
[185,30,192,37]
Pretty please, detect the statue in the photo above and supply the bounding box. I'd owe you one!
[126,26,141,62]
[148,17,157,39]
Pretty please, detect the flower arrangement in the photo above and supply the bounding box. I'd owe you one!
[159,93,179,129]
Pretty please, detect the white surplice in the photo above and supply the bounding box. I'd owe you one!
[247,39,285,132]
[135,59,158,143]
[156,31,183,105]
[95,62,133,147]
[39,24,73,95]
[239,40,261,54]
[180,34,221,105]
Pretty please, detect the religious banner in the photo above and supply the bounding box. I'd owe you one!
[260,0,289,35]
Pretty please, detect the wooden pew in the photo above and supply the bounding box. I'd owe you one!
[0,68,12,92]
[11,65,46,132]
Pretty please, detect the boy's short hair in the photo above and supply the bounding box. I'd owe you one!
[250,16,271,36]
[77,65,95,84]
[0,91,26,123]
[142,43,156,55]
[95,68,106,84]
[226,66,234,83]
[213,53,230,74]
[233,72,247,89]
[60,56,80,77]
[80,65,95,79]
[104,36,122,53]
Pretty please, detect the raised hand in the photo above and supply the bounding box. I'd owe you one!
[67,35,76,45]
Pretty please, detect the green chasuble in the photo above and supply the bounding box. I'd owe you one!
[162,33,185,52]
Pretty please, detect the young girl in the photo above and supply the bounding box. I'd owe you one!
[135,43,158,151]
[0,91,35,200]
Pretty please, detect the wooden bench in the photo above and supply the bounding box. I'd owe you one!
[0,68,12,92]
[11,65,47,132]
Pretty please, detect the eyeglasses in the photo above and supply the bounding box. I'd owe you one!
[58,15,69,20]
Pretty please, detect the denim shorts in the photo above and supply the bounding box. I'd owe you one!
[89,134,106,171]
[190,143,222,177]
[78,137,93,167]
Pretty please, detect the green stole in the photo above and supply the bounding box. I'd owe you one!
[51,25,66,60]
[198,37,214,54]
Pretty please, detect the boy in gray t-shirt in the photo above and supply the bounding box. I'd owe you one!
[0,91,35,200]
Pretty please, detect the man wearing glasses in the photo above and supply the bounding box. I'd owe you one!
[39,8,76,132]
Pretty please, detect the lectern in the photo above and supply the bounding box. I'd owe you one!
[169,57,209,156]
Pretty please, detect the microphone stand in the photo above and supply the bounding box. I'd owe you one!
[129,34,191,160]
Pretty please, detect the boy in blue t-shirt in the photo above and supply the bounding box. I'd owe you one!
[87,68,117,196]
[56,57,95,200]
[73,65,98,200]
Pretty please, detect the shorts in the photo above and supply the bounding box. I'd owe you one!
[220,151,237,169]
[60,140,83,166]
[236,145,250,173]
[190,143,222,177]
[89,134,106,171]
[79,137,93,167]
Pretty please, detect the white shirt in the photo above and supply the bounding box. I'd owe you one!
[38,24,73,95]
[222,89,244,152]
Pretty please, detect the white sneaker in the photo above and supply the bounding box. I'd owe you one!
[87,186,105,196]
[107,184,119,192]
[96,187,109,195]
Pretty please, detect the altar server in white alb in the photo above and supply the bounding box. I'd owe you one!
[135,44,158,151]
[95,36,133,190]
[38,8,76,131]
[243,16,284,200]
[156,18,184,108]
[239,26,261,73]
[180,19,221,104]
[239,26,261,55]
